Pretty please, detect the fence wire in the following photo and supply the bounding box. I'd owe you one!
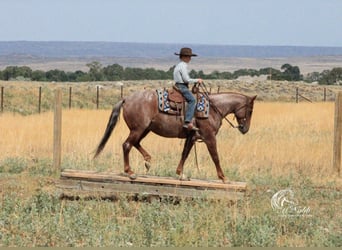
[0,80,339,115]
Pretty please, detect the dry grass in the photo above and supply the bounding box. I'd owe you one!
[0,101,339,186]
[0,84,341,247]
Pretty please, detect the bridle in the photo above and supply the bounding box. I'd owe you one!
[232,101,250,129]
[193,83,251,172]
[199,83,250,129]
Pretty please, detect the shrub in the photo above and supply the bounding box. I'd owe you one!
[0,157,27,174]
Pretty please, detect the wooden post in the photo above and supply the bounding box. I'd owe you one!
[53,88,62,174]
[0,86,3,113]
[38,86,42,113]
[69,86,72,109]
[96,85,99,109]
[333,92,342,176]
[120,85,123,99]
[296,87,299,103]
[323,88,326,102]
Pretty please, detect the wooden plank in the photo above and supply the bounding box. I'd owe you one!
[57,179,244,201]
[60,169,247,191]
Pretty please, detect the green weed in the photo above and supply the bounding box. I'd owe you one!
[0,157,27,174]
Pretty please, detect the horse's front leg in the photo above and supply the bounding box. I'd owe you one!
[176,133,196,180]
[204,135,228,183]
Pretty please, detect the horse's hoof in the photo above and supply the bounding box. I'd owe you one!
[144,161,151,172]
[122,172,137,180]
[222,177,230,184]
[128,173,137,180]
[179,173,190,181]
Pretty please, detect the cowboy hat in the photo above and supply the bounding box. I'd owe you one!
[174,47,197,57]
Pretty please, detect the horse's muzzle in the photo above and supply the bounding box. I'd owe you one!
[238,124,249,134]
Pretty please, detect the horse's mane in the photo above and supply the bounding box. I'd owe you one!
[205,91,249,98]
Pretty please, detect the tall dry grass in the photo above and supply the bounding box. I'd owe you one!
[1,101,341,247]
[0,102,339,186]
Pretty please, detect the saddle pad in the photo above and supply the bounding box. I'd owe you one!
[157,89,171,111]
[156,89,209,118]
[196,93,210,118]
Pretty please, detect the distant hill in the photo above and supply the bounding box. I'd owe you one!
[1,41,342,58]
[1,41,342,74]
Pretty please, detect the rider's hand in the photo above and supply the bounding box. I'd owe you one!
[197,78,203,84]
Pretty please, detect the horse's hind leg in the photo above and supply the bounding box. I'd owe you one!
[134,130,152,172]
[122,130,144,179]
[123,129,151,178]
[134,145,152,172]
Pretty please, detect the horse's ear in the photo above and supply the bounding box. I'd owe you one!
[251,95,257,101]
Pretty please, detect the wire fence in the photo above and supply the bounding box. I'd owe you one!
[0,80,340,115]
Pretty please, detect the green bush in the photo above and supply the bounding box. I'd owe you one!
[0,157,27,174]
[28,158,54,176]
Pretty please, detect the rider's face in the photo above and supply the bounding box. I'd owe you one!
[181,56,191,63]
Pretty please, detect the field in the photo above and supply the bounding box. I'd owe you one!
[2,54,342,75]
[0,79,340,115]
[0,80,341,247]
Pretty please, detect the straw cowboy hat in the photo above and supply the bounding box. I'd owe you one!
[174,47,198,57]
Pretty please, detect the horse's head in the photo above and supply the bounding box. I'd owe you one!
[234,95,257,134]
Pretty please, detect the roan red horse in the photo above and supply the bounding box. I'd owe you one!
[94,86,256,183]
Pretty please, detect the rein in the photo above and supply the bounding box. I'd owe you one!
[199,83,246,129]
[193,82,247,173]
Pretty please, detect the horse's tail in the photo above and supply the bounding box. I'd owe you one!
[94,100,124,158]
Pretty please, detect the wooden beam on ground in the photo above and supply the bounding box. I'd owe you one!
[57,169,247,201]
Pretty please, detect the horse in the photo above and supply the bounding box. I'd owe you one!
[94,87,256,183]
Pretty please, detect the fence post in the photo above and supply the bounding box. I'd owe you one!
[38,86,42,113]
[96,85,99,109]
[0,86,3,112]
[296,87,299,103]
[121,85,123,99]
[69,86,72,109]
[53,88,62,175]
[323,88,326,102]
[333,91,342,177]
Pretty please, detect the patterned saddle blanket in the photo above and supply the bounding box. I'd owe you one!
[156,87,210,118]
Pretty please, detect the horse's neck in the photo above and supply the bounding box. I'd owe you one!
[210,93,245,116]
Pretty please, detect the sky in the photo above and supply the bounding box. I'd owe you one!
[1,0,342,47]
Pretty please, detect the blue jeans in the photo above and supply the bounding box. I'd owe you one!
[175,83,196,123]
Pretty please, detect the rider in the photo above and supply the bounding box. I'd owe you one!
[173,47,203,131]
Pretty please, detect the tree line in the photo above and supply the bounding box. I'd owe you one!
[0,61,341,85]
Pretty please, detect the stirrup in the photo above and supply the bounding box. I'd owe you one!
[183,123,199,131]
